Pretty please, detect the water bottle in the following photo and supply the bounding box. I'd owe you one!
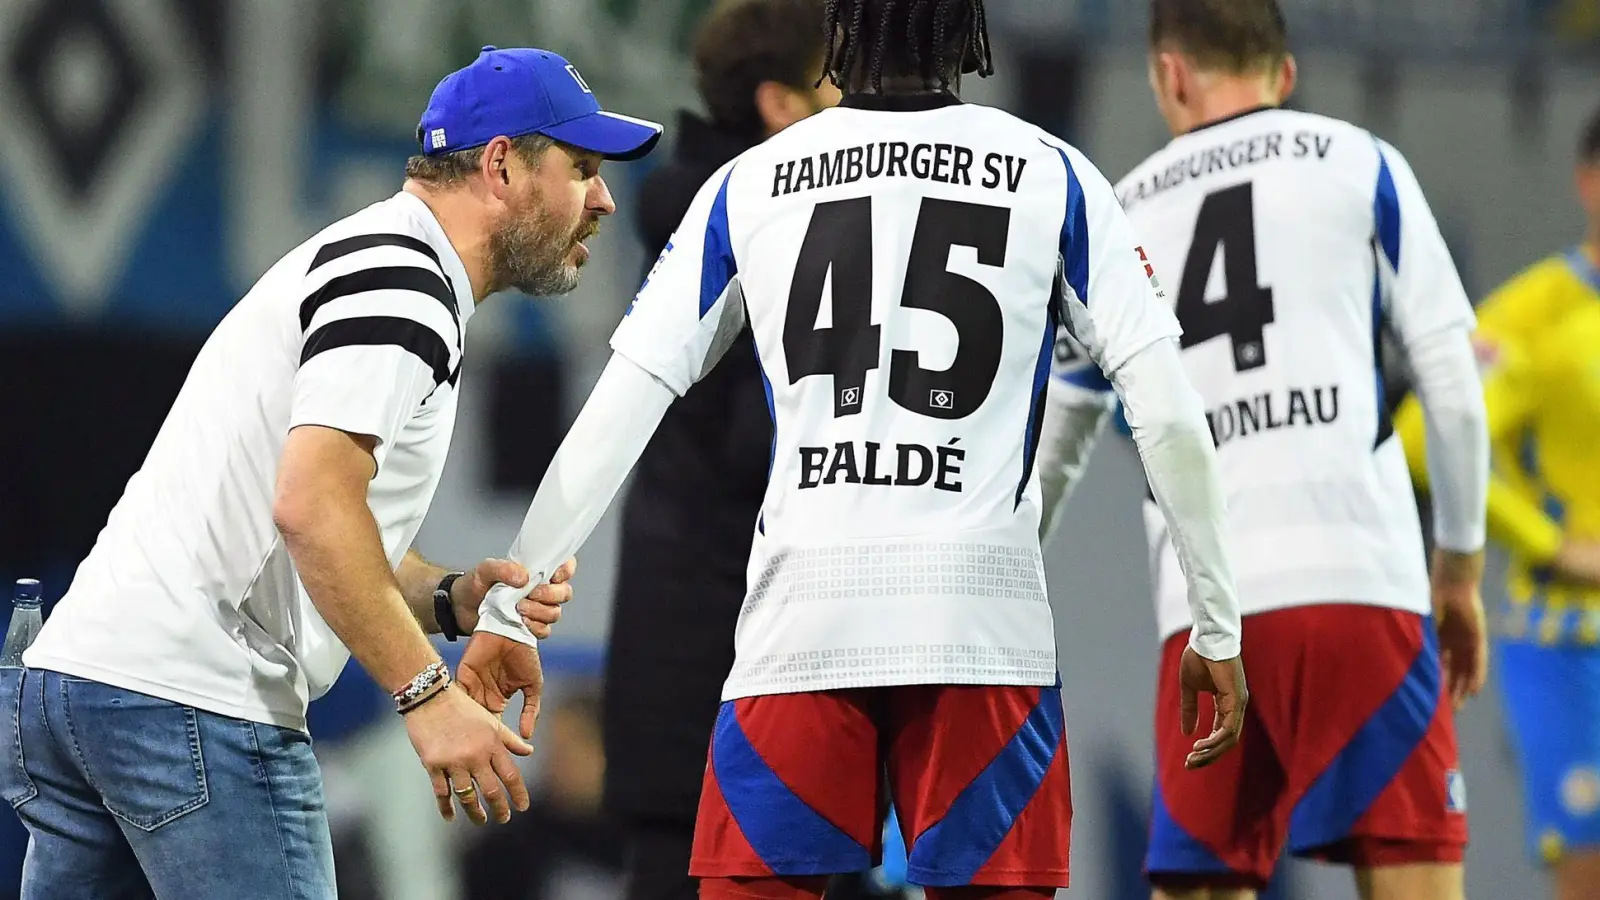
[1,579,43,667]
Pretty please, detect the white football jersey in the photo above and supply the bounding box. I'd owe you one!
[1056,107,1474,641]
[612,93,1180,699]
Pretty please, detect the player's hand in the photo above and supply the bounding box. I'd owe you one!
[456,633,545,740]
[1178,647,1247,770]
[403,683,532,825]
[1552,540,1600,588]
[447,557,532,634]
[1432,548,1488,709]
[514,557,577,640]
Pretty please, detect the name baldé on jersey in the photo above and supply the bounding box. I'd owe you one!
[797,439,966,492]
[1121,129,1335,209]
[773,143,1028,197]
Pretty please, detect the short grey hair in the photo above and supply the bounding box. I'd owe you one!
[403,133,557,186]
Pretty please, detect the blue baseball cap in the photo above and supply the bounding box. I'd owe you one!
[418,46,663,161]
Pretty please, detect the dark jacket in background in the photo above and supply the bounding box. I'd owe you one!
[602,111,769,824]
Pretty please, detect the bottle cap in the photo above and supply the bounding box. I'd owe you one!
[14,579,41,606]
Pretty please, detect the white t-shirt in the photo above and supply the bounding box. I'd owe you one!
[1058,107,1474,641]
[609,94,1184,699]
[26,191,473,731]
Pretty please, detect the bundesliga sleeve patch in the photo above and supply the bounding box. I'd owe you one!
[1137,245,1166,299]
[628,240,674,316]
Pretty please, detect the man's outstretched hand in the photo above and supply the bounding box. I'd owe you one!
[457,633,545,740]
[1178,647,1248,770]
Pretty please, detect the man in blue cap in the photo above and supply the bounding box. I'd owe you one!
[406,45,663,299]
[1,47,656,900]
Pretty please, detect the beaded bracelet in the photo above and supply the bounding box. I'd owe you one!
[394,660,450,714]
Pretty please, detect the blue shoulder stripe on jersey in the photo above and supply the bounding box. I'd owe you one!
[1287,621,1441,852]
[1370,142,1399,447]
[1046,141,1091,307]
[1373,144,1401,274]
[700,168,739,320]
[752,328,777,536]
[1370,266,1392,448]
[1016,318,1056,510]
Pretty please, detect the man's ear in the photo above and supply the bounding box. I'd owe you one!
[1157,51,1188,108]
[755,81,808,136]
[1276,54,1298,104]
[480,136,515,196]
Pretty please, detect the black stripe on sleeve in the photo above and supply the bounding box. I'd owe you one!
[310,233,444,274]
[299,266,460,334]
[300,316,453,387]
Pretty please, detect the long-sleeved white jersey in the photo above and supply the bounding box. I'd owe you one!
[1044,106,1487,644]
[479,93,1243,699]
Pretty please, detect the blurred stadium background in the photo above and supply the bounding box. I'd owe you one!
[1,0,1597,897]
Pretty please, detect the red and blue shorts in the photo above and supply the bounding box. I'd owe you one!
[690,681,1072,888]
[1146,604,1466,889]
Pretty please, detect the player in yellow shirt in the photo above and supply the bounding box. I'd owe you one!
[1396,107,1600,900]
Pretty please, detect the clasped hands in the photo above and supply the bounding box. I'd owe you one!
[448,556,578,738]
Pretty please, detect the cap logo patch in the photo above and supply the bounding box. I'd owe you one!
[565,64,592,93]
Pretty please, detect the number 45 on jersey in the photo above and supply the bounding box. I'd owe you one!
[784,196,1010,420]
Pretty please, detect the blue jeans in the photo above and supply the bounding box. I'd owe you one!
[0,667,336,899]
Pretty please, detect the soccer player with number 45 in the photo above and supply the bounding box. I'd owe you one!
[1040,3,1491,900]
[472,0,1247,897]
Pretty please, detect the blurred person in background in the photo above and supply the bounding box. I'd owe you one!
[464,687,626,900]
[1396,104,1600,900]
[0,46,654,900]
[601,3,841,900]
[1041,2,1491,899]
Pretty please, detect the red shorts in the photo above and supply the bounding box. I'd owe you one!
[690,682,1072,888]
[1147,604,1466,889]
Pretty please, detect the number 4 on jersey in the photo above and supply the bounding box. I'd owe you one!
[1176,183,1275,372]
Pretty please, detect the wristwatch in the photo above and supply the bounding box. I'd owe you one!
[434,571,467,642]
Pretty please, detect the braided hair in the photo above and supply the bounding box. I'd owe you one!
[819,0,993,93]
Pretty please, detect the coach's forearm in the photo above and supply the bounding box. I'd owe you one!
[279,506,441,693]
[396,549,461,634]
[275,429,441,694]
[1113,339,1243,661]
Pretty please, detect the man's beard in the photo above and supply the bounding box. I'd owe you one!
[488,199,595,297]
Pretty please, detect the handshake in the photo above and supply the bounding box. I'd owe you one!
[403,556,578,827]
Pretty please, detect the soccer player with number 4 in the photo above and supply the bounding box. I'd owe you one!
[1040,2,1492,900]
[474,0,1248,897]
